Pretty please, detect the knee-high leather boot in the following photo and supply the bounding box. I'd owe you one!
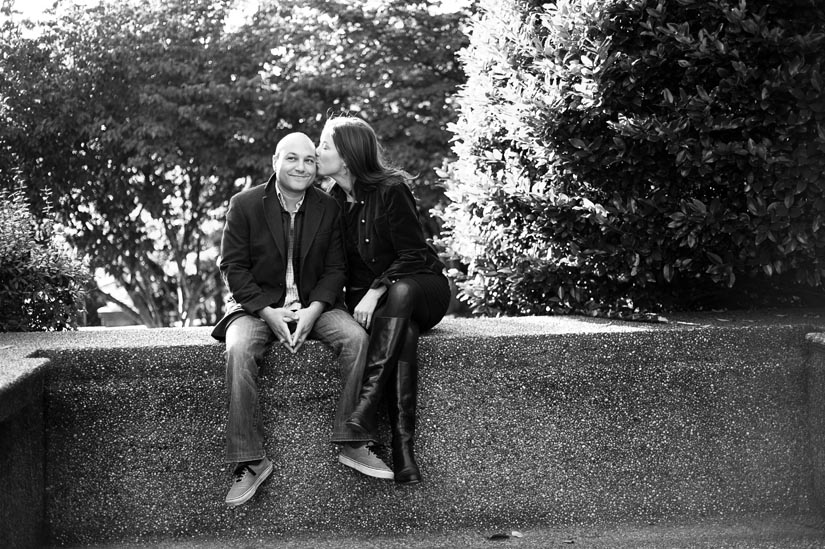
[388,323,421,484]
[346,316,408,437]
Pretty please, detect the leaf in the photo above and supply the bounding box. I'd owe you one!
[706,251,723,265]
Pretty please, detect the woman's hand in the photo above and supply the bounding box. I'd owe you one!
[354,287,385,330]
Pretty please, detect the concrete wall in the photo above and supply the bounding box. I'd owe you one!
[0,358,47,549]
[0,312,823,547]
[808,331,825,518]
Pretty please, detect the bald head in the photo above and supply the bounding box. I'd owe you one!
[275,132,314,157]
[272,132,318,195]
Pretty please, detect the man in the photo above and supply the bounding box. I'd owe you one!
[212,132,393,508]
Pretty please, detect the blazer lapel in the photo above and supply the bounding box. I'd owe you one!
[300,187,323,262]
[262,184,287,262]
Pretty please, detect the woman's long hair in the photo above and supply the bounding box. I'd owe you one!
[324,116,414,188]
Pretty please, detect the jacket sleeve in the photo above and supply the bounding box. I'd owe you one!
[218,193,272,314]
[370,182,431,290]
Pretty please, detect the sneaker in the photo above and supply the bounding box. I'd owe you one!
[339,444,394,480]
[225,457,273,507]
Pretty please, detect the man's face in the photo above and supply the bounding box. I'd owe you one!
[273,136,317,194]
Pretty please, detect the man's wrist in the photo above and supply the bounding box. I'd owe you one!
[257,305,281,323]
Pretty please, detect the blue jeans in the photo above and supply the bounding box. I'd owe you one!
[223,308,370,463]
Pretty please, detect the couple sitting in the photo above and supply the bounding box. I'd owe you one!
[210,116,451,507]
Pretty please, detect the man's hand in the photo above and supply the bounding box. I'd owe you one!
[258,306,299,351]
[354,287,386,330]
[289,302,324,353]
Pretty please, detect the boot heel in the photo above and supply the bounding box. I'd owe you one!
[390,350,422,485]
[394,468,421,485]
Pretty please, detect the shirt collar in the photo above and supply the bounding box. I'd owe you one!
[275,182,306,213]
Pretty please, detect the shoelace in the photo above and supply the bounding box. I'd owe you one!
[233,464,257,483]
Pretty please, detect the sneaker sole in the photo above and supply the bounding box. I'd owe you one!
[338,454,394,480]
[225,461,274,507]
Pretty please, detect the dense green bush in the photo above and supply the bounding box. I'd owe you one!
[0,187,91,331]
[439,0,825,317]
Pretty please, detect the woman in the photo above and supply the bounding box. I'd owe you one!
[316,116,451,484]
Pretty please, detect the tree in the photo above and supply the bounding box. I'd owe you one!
[439,0,825,317]
[2,0,324,326]
[1,0,472,326]
[251,0,473,235]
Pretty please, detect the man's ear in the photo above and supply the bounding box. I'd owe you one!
[271,153,279,171]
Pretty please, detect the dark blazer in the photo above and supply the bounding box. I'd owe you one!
[211,175,346,341]
[326,176,444,290]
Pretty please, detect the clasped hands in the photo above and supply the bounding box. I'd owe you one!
[259,303,322,354]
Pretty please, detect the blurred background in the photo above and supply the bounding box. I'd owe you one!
[2,0,824,331]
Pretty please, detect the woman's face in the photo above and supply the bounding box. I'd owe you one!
[316,128,346,178]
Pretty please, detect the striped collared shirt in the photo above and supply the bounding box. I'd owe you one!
[275,184,305,312]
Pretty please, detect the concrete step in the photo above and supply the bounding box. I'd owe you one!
[1,311,823,547]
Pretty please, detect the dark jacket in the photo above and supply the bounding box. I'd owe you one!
[211,175,346,341]
[326,176,444,290]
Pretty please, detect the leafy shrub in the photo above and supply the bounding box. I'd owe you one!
[439,0,825,317]
[0,187,91,331]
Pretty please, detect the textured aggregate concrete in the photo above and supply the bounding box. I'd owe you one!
[64,515,825,548]
[0,343,47,549]
[0,311,823,547]
[0,397,45,549]
[808,331,825,520]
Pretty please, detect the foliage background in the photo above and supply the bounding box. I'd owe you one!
[0,184,91,331]
[438,0,825,318]
[0,0,471,327]
[3,0,824,329]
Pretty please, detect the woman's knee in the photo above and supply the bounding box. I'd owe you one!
[386,279,418,302]
[382,279,420,317]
